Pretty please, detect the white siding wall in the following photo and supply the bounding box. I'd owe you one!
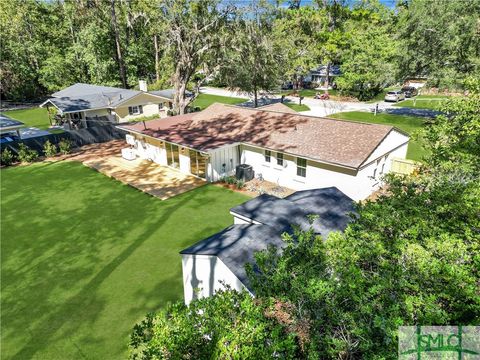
[207,144,240,181]
[239,132,409,201]
[179,148,191,174]
[182,254,248,305]
[363,130,409,165]
[116,103,160,122]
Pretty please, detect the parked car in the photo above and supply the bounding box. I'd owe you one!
[401,86,418,98]
[384,90,406,102]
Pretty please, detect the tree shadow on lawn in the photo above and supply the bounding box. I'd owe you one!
[1,162,245,359]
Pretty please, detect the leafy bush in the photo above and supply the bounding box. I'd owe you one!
[0,148,16,166]
[225,176,236,185]
[17,143,39,163]
[58,139,72,155]
[43,140,57,157]
[236,180,245,189]
[130,289,300,359]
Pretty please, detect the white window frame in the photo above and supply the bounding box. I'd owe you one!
[128,105,143,115]
[264,150,271,163]
[296,157,307,177]
[276,152,284,166]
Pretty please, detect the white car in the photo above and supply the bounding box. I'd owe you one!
[384,90,406,102]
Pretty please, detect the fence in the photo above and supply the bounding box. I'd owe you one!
[391,157,419,175]
[1,124,126,155]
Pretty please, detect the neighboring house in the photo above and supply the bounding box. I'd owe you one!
[0,114,24,141]
[180,187,356,304]
[118,102,409,201]
[304,65,341,86]
[40,82,175,127]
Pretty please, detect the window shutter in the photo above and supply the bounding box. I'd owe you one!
[128,106,133,115]
[139,105,143,114]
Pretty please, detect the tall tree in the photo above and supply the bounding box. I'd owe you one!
[156,0,230,114]
[110,0,127,88]
[397,0,480,89]
[220,2,283,107]
[336,2,397,100]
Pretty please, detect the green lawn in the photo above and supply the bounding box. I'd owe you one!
[192,94,247,110]
[1,107,51,129]
[1,161,249,359]
[394,98,445,110]
[330,111,428,161]
[277,89,339,98]
[284,102,310,112]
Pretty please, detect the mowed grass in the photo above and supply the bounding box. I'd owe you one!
[1,107,51,129]
[394,98,446,110]
[192,94,247,110]
[1,161,249,359]
[330,111,428,161]
[284,102,310,112]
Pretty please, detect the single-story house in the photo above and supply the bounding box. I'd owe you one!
[40,82,175,127]
[304,65,341,86]
[118,102,409,201]
[180,187,355,304]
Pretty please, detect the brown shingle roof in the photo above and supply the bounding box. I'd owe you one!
[120,103,399,169]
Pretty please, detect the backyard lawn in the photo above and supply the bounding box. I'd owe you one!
[192,93,247,110]
[1,161,249,359]
[0,107,51,129]
[330,111,428,161]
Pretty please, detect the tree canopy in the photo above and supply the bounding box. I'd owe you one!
[1,0,478,103]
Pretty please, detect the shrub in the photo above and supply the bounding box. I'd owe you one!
[225,176,236,185]
[17,143,39,163]
[43,140,57,157]
[58,139,72,155]
[236,180,245,189]
[0,148,15,166]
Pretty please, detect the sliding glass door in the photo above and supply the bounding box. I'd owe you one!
[166,143,179,168]
[189,150,207,179]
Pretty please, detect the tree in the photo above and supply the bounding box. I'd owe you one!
[272,7,319,91]
[397,0,480,89]
[248,85,480,358]
[336,3,398,100]
[220,2,284,107]
[129,288,301,359]
[156,0,231,114]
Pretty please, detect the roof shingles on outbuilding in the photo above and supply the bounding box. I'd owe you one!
[120,103,401,169]
[181,187,356,292]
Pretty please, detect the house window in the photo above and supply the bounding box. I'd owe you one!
[158,103,165,111]
[71,112,83,120]
[297,157,307,177]
[128,105,143,115]
[277,152,284,166]
[265,150,271,163]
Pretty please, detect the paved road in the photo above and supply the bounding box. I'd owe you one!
[199,87,440,118]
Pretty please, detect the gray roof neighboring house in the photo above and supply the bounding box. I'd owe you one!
[180,224,284,291]
[149,88,193,99]
[41,83,172,114]
[231,187,356,236]
[181,187,356,292]
[0,114,24,133]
